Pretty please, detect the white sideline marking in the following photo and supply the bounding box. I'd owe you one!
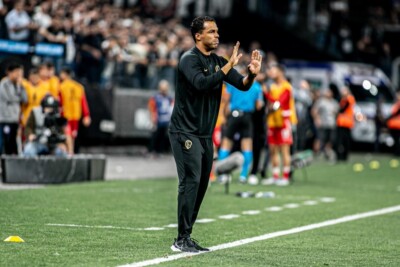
[219,214,240,220]
[320,197,336,203]
[283,203,300,209]
[196,218,215,223]
[164,224,178,228]
[303,200,318,206]
[46,223,143,231]
[118,205,400,267]
[265,206,283,212]
[144,227,164,231]
[242,210,261,215]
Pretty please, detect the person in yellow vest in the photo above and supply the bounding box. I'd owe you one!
[59,68,91,155]
[21,68,52,127]
[386,91,400,156]
[46,62,60,99]
[263,63,297,186]
[335,86,355,161]
[38,63,59,99]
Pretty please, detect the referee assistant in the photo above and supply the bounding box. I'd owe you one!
[169,16,262,253]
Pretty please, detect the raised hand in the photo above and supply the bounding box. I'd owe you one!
[248,50,262,76]
[228,41,242,68]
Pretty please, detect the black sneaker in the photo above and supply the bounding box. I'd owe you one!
[171,238,199,253]
[190,238,210,251]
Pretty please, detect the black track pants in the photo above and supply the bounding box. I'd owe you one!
[169,132,213,239]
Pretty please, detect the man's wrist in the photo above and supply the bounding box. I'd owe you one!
[248,72,257,79]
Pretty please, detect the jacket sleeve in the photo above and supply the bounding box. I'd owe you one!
[264,91,275,103]
[81,89,90,118]
[220,57,252,91]
[0,81,17,103]
[179,53,225,91]
[224,71,252,92]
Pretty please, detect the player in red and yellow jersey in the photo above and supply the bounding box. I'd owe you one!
[38,63,59,99]
[263,63,297,186]
[47,62,60,98]
[21,68,52,126]
[59,68,91,155]
[386,91,400,156]
[336,86,355,161]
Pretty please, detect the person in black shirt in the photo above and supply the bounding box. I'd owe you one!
[169,16,262,253]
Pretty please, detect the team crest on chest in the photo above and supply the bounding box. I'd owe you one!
[184,140,192,150]
[215,65,220,72]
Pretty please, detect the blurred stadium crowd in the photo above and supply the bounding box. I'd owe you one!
[0,0,194,89]
[0,0,400,88]
[0,0,400,181]
[270,0,400,76]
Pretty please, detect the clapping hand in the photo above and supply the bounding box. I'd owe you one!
[248,50,262,77]
[228,41,243,68]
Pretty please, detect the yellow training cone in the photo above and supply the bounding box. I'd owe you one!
[353,163,364,172]
[369,161,380,170]
[389,159,399,168]
[4,236,25,243]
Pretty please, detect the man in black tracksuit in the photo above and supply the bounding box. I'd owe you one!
[169,16,262,253]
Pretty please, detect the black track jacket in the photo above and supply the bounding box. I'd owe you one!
[169,46,252,138]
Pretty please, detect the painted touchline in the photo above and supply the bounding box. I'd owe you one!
[46,223,144,231]
[46,197,334,232]
[118,205,400,267]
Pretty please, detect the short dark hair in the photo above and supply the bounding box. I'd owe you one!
[6,63,23,72]
[190,16,215,42]
[29,68,39,76]
[38,63,47,70]
[45,61,55,69]
[60,67,73,76]
[267,62,286,73]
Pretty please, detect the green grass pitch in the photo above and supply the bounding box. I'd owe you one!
[1,154,400,266]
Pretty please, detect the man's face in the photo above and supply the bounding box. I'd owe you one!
[29,74,40,85]
[196,21,219,51]
[60,72,69,81]
[341,86,349,96]
[267,66,280,80]
[159,83,169,95]
[15,2,24,11]
[39,67,49,79]
[8,68,23,82]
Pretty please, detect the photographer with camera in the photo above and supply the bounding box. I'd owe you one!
[23,94,68,157]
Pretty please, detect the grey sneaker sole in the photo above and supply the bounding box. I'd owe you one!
[170,245,181,252]
[170,244,199,253]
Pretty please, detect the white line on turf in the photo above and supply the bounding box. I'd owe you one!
[320,197,336,203]
[46,223,143,231]
[242,210,261,215]
[303,200,318,206]
[163,224,178,228]
[283,203,300,209]
[265,206,283,211]
[118,205,400,267]
[218,214,240,220]
[196,218,215,223]
[47,197,334,232]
